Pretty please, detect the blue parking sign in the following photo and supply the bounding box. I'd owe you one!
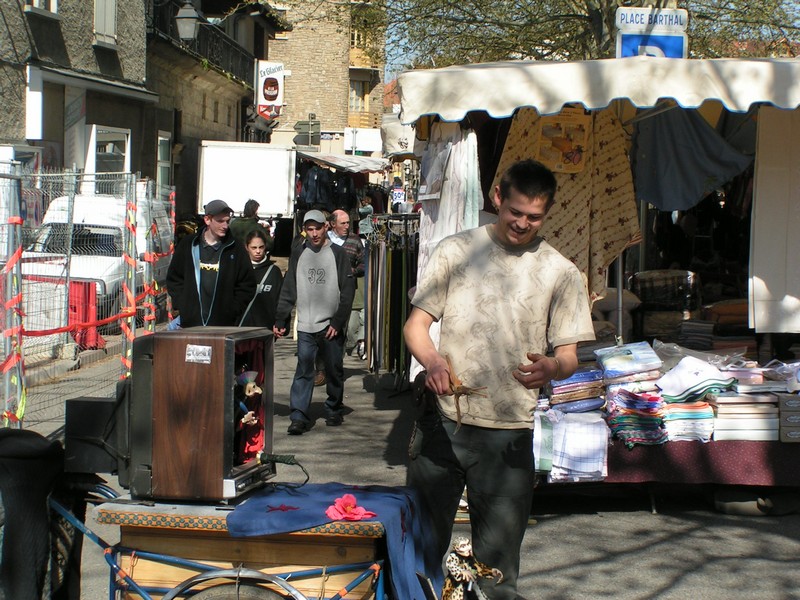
[617,32,687,58]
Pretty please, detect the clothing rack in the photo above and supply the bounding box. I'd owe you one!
[364,213,419,387]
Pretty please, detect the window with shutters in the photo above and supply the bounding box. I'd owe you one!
[94,0,117,48]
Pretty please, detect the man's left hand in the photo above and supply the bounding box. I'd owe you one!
[325,325,338,339]
[513,352,558,389]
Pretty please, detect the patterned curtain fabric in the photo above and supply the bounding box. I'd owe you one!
[492,108,642,300]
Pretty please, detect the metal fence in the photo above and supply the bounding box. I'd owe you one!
[0,163,175,429]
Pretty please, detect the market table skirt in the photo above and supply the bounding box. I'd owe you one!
[604,440,800,486]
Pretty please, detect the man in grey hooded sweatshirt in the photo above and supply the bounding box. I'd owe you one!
[273,210,355,435]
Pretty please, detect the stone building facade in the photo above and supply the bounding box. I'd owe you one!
[1,0,383,218]
[0,1,152,172]
[0,1,286,217]
[267,1,384,154]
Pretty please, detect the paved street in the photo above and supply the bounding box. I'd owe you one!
[22,336,800,599]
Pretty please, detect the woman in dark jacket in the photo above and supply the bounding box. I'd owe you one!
[239,229,283,328]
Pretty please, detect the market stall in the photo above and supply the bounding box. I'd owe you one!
[295,150,390,214]
[397,55,800,336]
[396,56,800,488]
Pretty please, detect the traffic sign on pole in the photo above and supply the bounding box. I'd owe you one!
[615,7,689,59]
[293,120,321,135]
[617,32,687,58]
[293,120,321,145]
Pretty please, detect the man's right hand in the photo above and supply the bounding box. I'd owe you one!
[272,325,286,338]
[425,354,452,395]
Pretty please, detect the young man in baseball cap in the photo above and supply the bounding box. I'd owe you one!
[167,199,255,327]
[273,210,355,435]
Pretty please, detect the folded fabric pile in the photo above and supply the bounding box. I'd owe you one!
[719,365,763,386]
[597,341,664,406]
[606,388,667,448]
[548,412,610,483]
[549,366,605,413]
[595,341,668,447]
[595,341,663,379]
[709,391,780,441]
[677,319,715,350]
[656,356,736,403]
[605,369,662,406]
[654,356,735,443]
[661,401,715,442]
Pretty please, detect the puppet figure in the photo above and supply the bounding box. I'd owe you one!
[234,370,265,463]
[442,537,503,600]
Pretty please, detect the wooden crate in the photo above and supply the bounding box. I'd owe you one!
[116,527,380,598]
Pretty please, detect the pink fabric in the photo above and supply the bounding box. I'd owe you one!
[325,494,377,521]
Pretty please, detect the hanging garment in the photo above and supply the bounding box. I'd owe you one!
[633,108,753,212]
[299,164,334,211]
[417,121,481,282]
[492,108,641,299]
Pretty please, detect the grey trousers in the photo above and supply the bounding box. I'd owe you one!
[407,409,534,600]
[345,308,364,351]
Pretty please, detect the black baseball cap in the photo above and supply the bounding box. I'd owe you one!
[204,199,234,216]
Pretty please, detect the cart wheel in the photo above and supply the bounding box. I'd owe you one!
[190,583,285,599]
[160,568,305,600]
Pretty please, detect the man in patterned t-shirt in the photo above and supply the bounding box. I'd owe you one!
[404,160,595,599]
[274,210,355,435]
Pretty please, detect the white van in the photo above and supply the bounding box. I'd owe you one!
[22,194,173,324]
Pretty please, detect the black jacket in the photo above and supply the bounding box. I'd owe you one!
[240,260,283,328]
[166,228,256,327]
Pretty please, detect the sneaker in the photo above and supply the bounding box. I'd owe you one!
[314,371,326,386]
[325,414,344,426]
[287,420,310,435]
[355,341,365,357]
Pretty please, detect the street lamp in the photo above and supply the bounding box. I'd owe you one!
[175,0,201,41]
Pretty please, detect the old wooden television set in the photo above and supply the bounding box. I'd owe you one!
[124,327,276,501]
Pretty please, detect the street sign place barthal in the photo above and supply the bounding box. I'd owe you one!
[615,7,688,59]
[615,7,688,31]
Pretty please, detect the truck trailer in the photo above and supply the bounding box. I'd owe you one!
[197,141,296,218]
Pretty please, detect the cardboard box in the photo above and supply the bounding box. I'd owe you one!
[779,410,800,428]
[779,426,800,443]
[776,393,800,411]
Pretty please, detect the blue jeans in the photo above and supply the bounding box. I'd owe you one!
[290,329,345,423]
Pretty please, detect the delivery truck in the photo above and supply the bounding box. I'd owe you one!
[197,141,296,217]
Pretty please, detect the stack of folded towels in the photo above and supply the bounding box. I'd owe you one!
[548,366,605,413]
[656,355,734,442]
[595,342,667,448]
[605,388,667,448]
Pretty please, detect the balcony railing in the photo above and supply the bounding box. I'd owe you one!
[148,1,254,85]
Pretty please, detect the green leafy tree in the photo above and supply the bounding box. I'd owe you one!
[360,0,799,75]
